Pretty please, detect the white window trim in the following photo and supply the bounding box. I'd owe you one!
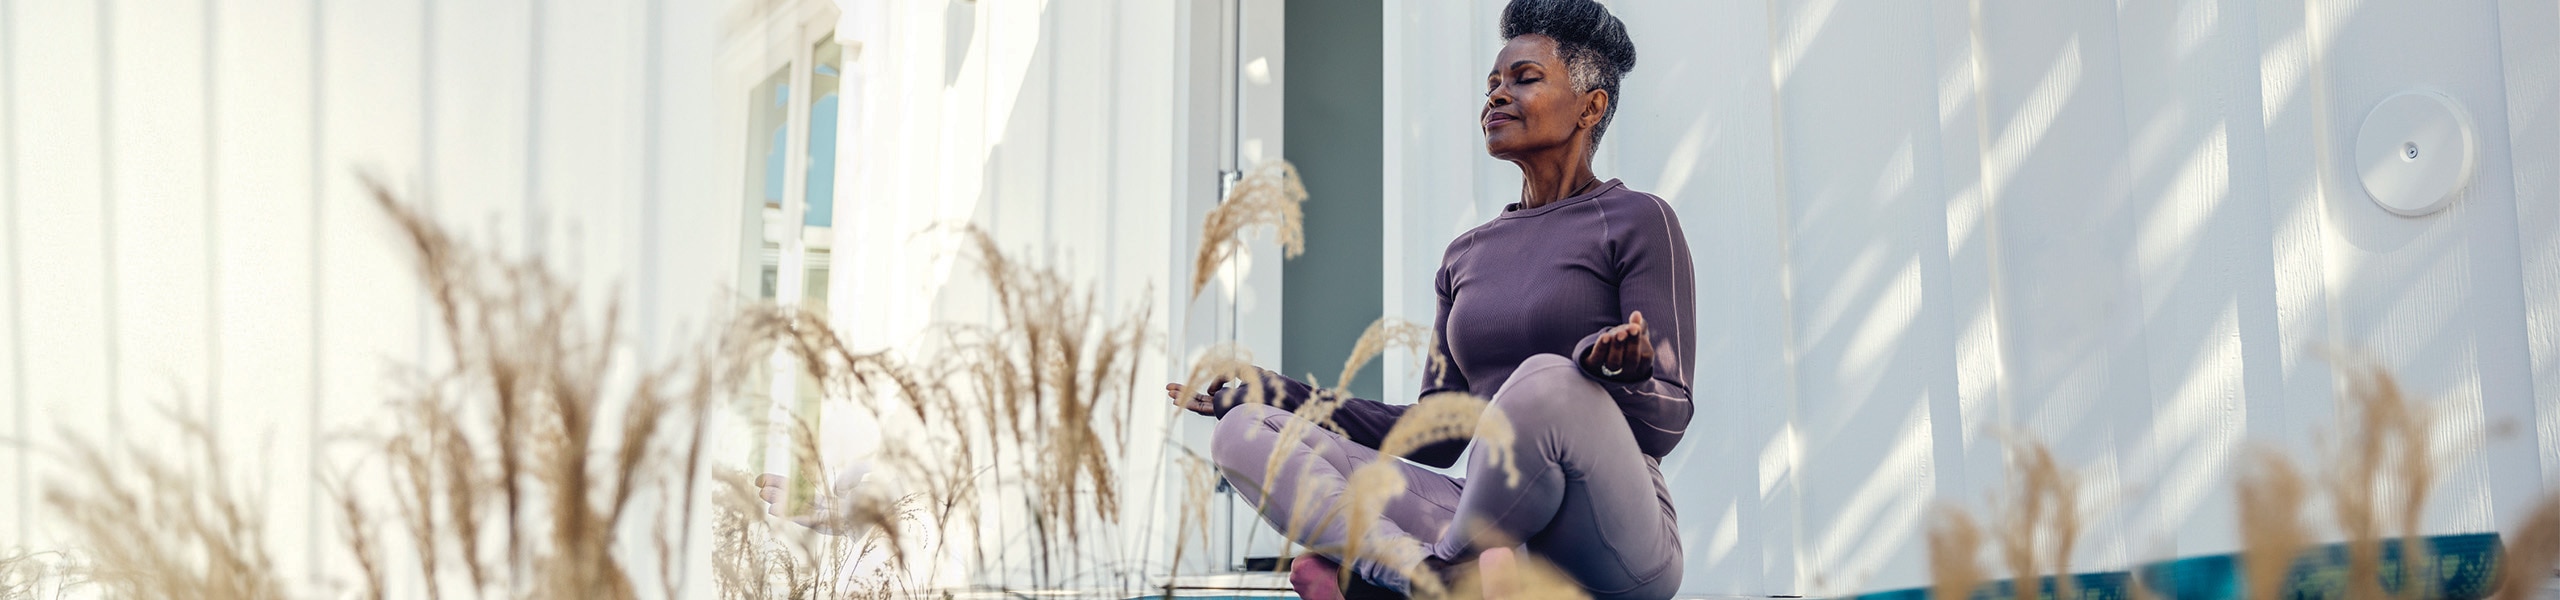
[721,0,842,478]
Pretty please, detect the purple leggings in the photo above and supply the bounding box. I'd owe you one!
[1209,353,1684,600]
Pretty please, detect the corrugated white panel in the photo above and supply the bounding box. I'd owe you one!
[536,0,645,307]
[14,0,113,552]
[2309,0,2527,535]
[426,0,532,254]
[316,0,429,590]
[1923,0,2007,556]
[1611,1,1796,595]
[2110,0,2283,560]
[209,0,323,584]
[1977,0,2155,574]
[107,0,215,466]
[645,0,739,361]
[1775,0,1968,591]
[2497,0,2560,496]
[0,0,21,547]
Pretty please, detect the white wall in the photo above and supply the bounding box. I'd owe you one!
[1386,0,2560,596]
[0,0,738,590]
[5,0,1276,593]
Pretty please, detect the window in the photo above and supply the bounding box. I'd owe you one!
[734,11,846,511]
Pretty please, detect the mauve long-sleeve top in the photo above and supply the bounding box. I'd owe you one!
[1213,179,1697,469]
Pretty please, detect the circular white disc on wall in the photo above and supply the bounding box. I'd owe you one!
[2355,90,2475,217]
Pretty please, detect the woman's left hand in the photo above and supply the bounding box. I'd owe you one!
[1583,311,1652,380]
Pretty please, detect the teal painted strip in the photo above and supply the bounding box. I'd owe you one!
[1851,533,2506,600]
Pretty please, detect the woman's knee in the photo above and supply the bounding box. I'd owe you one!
[1210,403,1287,473]
[1492,353,1608,424]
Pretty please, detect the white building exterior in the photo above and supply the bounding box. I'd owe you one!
[3,0,2557,597]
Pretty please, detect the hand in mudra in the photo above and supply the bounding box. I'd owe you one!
[1165,377,1236,417]
[1582,311,1652,380]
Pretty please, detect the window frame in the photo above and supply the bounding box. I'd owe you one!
[721,0,843,486]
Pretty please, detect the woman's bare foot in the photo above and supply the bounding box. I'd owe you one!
[1289,552,1347,600]
[1478,547,1518,600]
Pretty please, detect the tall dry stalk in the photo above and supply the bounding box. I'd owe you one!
[1335,318,1435,395]
[2238,450,2312,600]
[1191,159,1307,298]
[2494,494,2560,600]
[2320,363,2439,600]
[0,550,79,600]
[1928,508,1987,600]
[745,222,1157,590]
[1925,437,2079,600]
[361,175,790,599]
[42,403,286,600]
[709,468,917,600]
[1991,439,2078,600]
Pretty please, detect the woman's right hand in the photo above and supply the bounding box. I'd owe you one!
[1165,378,1233,416]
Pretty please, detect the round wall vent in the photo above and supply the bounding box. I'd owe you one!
[2354,90,2476,217]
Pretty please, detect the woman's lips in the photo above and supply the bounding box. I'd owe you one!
[1484,113,1517,129]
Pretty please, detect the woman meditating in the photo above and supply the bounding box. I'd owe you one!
[1164,1,1693,598]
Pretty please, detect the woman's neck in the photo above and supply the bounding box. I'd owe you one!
[1515,153,1599,210]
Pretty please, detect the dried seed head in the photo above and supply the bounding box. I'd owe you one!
[1336,317,1433,394]
[2239,450,2311,600]
[1192,159,1308,299]
[2495,494,2560,600]
[1928,507,1987,600]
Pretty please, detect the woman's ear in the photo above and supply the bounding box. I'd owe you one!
[1580,88,1610,131]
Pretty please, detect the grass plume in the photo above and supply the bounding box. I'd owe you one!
[0,550,79,600]
[41,403,285,600]
[1335,318,1434,395]
[1929,507,1987,600]
[2320,363,2440,600]
[2238,450,2312,600]
[2495,494,2560,600]
[1190,159,1307,299]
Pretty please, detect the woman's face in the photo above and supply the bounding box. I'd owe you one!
[1481,34,1602,162]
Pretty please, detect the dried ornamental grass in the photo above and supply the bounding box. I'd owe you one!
[748,222,1157,588]
[2238,451,2311,600]
[709,468,915,600]
[2320,364,2440,600]
[2494,494,2560,600]
[1928,508,1987,600]
[1925,437,2080,600]
[1191,159,1308,298]
[362,176,778,600]
[42,404,286,600]
[0,550,79,600]
[1335,318,1435,396]
[1163,453,1221,591]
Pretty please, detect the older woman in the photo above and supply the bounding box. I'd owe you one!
[1165,0,1693,598]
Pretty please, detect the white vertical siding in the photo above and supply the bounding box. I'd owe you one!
[1613,1,1800,594]
[14,0,116,553]
[3,0,738,591]
[0,0,19,546]
[2496,0,2560,494]
[1389,0,2558,595]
